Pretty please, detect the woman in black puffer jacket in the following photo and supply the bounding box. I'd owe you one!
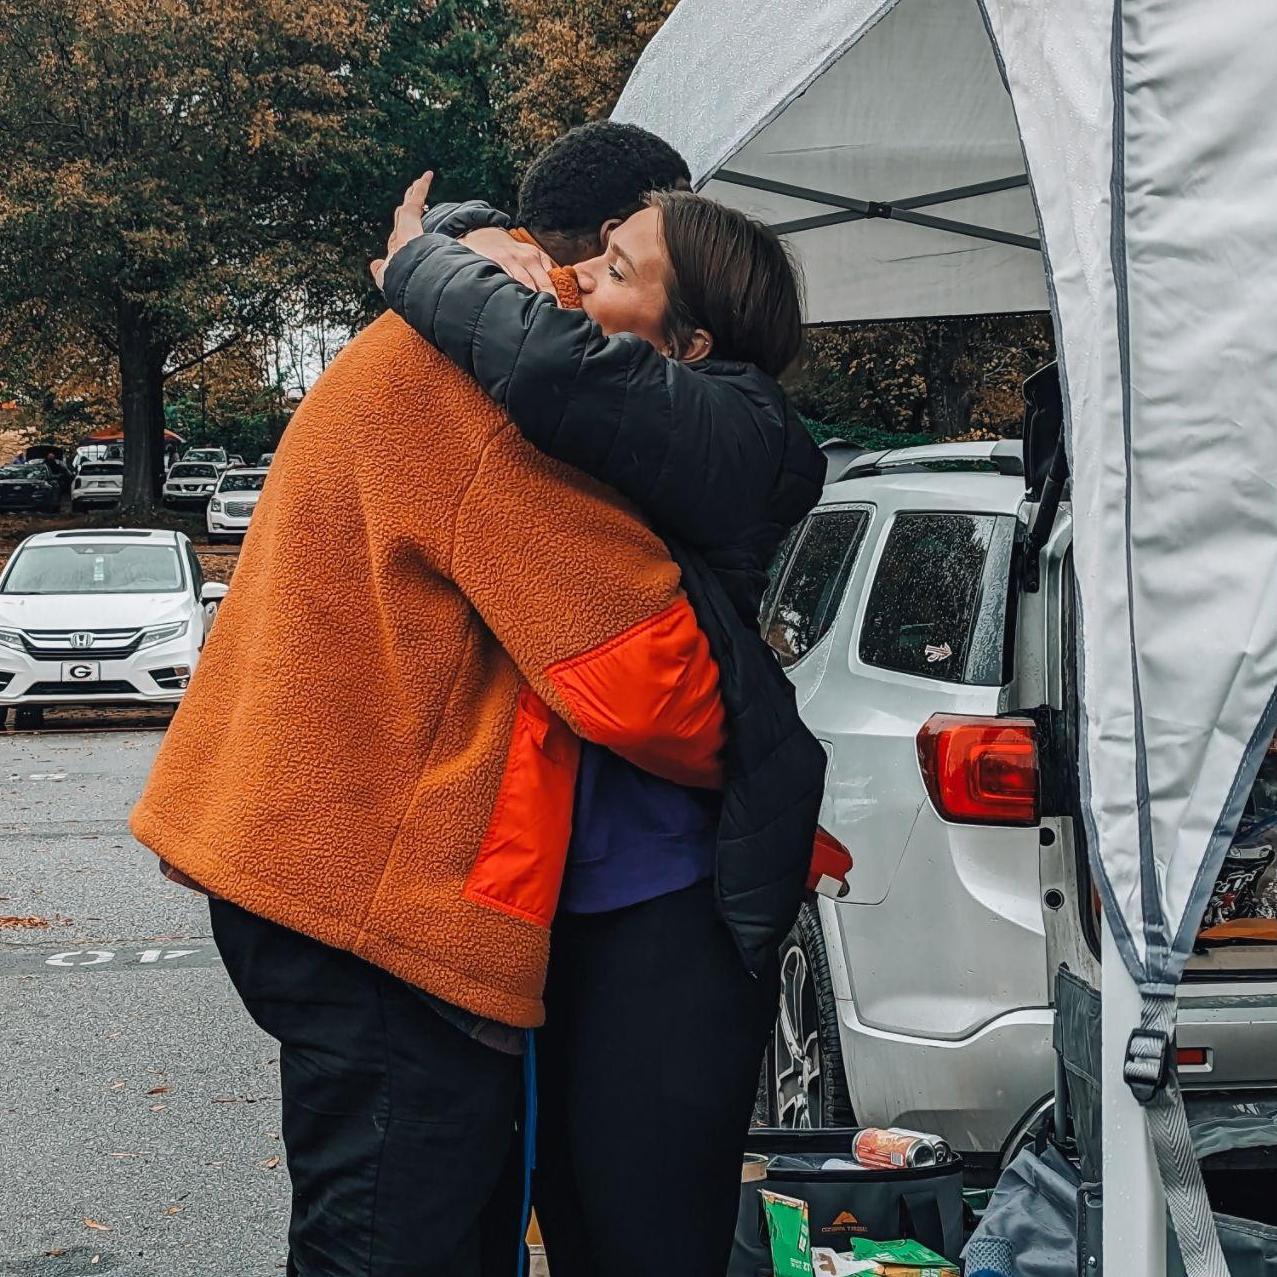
[380,180,832,1277]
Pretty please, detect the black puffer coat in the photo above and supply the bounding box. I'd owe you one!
[383,228,828,974]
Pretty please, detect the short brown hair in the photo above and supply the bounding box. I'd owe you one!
[647,189,803,377]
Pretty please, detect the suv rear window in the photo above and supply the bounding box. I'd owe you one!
[859,512,1016,685]
[764,508,871,667]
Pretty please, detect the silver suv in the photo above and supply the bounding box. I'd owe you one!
[759,378,1277,1168]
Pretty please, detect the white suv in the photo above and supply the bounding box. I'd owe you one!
[70,460,123,512]
[0,529,227,729]
[206,467,267,543]
[759,399,1277,1169]
[182,447,230,471]
[163,462,220,509]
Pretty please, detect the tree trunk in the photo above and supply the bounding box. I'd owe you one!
[117,302,168,522]
[922,320,974,439]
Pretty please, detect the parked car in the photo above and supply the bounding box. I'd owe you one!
[182,447,229,471]
[0,528,227,729]
[163,462,220,508]
[0,461,60,515]
[70,461,124,512]
[758,405,1277,1169]
[207,467,267,542]
[257,452,276,467]
[226,454,246,469]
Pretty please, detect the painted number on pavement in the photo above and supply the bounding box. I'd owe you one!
[44,947,213,968]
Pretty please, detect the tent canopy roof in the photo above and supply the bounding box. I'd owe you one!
[615,0,1048,323]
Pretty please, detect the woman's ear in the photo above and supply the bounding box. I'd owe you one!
[598,217,623,248]
[677,329,714,363]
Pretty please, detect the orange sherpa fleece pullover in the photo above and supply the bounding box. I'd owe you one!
[131,275,725,1029]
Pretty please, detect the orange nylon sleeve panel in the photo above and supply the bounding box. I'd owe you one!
[547,598,725,791]
[463,685,581,929]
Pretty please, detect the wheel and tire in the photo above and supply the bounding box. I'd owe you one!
[764,900,855,1128]
[14,705,44,730]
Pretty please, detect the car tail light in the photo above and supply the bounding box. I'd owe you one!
[809,825,853,898]
[1176,1046,1209,1068]
[917,714,1040,826]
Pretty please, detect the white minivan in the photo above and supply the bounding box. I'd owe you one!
[0,529,227,729]
[758,382,1277,1170]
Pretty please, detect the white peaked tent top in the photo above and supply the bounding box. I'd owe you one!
[617,0,1277,993]
[616,0,1048,322]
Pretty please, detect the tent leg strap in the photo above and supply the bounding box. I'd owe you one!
[1130,993,1229,1277]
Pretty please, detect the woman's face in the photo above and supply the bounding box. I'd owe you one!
[573,207,673,351]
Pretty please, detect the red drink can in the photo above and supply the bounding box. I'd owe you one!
[852,1128,937,1170]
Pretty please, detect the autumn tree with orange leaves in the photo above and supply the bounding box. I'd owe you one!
[503,0,677,158]
[0,0,514,517]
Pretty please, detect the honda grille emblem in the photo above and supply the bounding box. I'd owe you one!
[70,632,96,650]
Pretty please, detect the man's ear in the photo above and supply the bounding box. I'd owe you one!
[598,217,623,248]
[677,329,713,364]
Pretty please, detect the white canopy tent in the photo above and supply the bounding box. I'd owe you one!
[618,2,1277,1274]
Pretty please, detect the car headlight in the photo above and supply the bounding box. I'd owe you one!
[202,484,215,492]
[209,499,222,512]
[138,620,189,649]
[0,628,24,650]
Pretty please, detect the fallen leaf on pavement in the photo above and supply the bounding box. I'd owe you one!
[44,1250,66,1258]
[260,1155,281,1169]
[150,1104,167,1112]
[146,1086,170,1095]
[0,916,48,929]
[165,1204,184,1215]
[84,1218,111,1231]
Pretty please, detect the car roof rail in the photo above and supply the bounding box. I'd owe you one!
[831,440,1024,484]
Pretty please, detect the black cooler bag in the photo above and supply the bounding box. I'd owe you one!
[729,1128,965,1277]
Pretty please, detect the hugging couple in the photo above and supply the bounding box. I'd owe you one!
[132,121,846,1277]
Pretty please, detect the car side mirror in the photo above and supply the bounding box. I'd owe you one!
[200,583,229,605]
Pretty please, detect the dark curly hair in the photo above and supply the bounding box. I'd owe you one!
[516,122,691,258]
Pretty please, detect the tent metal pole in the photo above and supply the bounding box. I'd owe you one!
[1101,919,1165,1276]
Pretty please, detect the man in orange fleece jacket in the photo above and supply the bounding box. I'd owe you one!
[130,125,715,1276]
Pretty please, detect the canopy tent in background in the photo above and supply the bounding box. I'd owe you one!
[617,2,1277,1273]
[85,426,185,445]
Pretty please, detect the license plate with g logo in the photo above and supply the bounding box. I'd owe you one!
[61,661,101,683]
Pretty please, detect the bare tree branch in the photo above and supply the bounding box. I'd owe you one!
[163,333,243,381]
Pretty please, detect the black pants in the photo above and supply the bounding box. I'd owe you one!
[210,898,524,1277]
[534,881,779,1277]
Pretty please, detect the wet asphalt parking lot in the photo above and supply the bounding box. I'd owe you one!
[0,727,291,1275]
